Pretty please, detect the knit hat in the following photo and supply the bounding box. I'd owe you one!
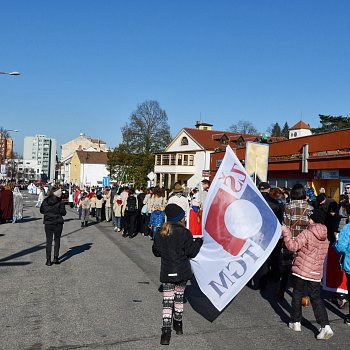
[53,189,62,197]
[258,182,270,190]
[309,208,326,224]
[165,204,185,223]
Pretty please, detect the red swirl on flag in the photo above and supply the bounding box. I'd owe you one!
[205,188,246,256]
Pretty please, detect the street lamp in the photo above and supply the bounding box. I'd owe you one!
[0,71,21,76]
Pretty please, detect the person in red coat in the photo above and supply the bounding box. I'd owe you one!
[0,185,13,223]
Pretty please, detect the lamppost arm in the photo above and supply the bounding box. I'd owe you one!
[0,71,21,76]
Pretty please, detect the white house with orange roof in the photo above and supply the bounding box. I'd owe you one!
[153,122,264,189]
[289,120,312,139]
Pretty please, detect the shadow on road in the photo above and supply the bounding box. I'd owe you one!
[260,285,319,334]
[0,226,87,263]
[323,297,347,320]
[59,243,93,263]
[0,261,32,266]
[185,277,221,322]
[20,217,42,223]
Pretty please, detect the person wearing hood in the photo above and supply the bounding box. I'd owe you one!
[12,187,24,223]
[281,209,333,340]
[40,188,67,266]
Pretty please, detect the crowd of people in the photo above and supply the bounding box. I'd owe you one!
[66,181,209,240]
[1,178,350,344]
[255,182,350,341]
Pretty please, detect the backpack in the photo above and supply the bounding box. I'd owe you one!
[126,196,137,212]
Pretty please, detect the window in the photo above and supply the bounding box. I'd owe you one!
[171,154,176,165]
[189,155,194,166]
[156,155,161,165]
[162,155,170,165]
[178,154,182,165]
[183,155,188,166]
[294,132,297,137]
[220,135,229,145]
[181,137,189,146]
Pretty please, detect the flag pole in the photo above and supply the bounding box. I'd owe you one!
[254,155,257,185]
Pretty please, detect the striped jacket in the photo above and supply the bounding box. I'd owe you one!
[283,200,313,238]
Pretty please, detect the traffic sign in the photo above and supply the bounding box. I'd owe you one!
[147,171,155,181]
[102,176,110,187]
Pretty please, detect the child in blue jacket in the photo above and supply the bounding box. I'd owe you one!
[334,222,350,325]
[149,207,165,240]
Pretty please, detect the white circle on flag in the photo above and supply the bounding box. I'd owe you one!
[224,199,263,240]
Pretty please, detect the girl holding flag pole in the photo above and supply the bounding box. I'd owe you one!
[152,204,202,345]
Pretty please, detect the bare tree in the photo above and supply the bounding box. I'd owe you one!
[228,120,258,134]
[121,100,171,154]
[0,127,10,138]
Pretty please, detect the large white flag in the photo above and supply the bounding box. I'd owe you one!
[190,146,281,311]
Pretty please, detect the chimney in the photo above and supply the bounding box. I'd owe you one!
[195,121,213,131]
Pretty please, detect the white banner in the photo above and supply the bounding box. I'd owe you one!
[190,146,281,311]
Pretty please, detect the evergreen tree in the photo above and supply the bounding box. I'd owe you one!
[312,115,350,134]
[270,123,281,137]
[281,122,289,138]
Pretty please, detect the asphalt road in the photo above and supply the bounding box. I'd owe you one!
[0,193,348,350]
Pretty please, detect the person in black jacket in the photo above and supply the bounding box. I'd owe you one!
[40,188,66,266]
[152,203,202,345]
[254,182,284,289]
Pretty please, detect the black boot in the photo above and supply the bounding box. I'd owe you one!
[45,258,52,266]
[85,221,88,227]
[160,327,171,345]
[173,320,183,335]
[81,222,84,227]
[53,256,60,264]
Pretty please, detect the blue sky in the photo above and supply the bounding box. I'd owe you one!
[1,0,349,155]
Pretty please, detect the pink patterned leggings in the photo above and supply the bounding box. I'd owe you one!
[162,282,187,328]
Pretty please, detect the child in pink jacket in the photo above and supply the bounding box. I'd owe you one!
[282,208,334,340]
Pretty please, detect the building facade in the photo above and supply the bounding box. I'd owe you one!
[210,128,350,201]
[153,122,277,189]
[288,120,312,139]
[60,134,108,183]
[23,134,57,181]
[70,151,108,187]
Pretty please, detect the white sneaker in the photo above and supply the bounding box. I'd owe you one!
[317,325,334,340]
[288,322,301,332]
[114,227,118,232]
